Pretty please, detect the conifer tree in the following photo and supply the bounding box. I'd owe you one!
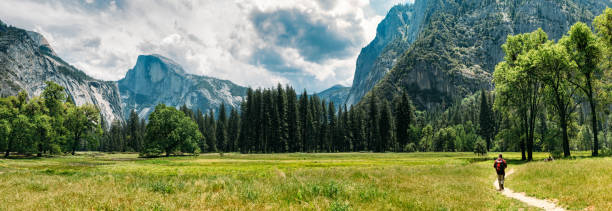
[394,92,415,151]
[368,95,380,152]
[479,90,494,150]
[206,110,217,152]
[380,100,394,152]
[228,107,240,152]
[217,103,228,152]
[286,86,301,152]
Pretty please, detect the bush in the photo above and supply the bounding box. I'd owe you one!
[474,137,487,156]
[404,143,417,152]
[550,150,562,159]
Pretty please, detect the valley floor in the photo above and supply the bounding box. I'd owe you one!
[0,152,608,210]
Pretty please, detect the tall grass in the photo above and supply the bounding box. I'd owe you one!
[1,152,594,210]
[509,156,612,209]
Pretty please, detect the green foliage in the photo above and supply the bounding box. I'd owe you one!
[42,81,65,117]
[494,29,550,160]
[594,8,612,50]
[419,125,434,152]
[65,103,101,155]
[562,21,606,156]
[474,137,487,156]
[403,142,417,153]
[142,104,202,157]
[433,127,456,152]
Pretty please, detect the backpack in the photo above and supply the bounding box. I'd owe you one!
[495,159,506,171]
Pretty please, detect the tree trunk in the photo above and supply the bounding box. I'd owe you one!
[560,112,571,157]
[528,114,535,161]
[585,75,599,156]
[72,133,80,155]
[5,140,12,157]
[520,137,526,160]
[521,113,527,161]
[590,99,599,156]
[37,142,43,157]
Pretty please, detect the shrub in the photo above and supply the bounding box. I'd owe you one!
[404,143,417,152]
[474,137,487,156]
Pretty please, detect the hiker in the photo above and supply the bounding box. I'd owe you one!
[494,154,507,190]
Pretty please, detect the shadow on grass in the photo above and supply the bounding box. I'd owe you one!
[138,154,199,159]
[462,155,531,165]
[0,155,45,160]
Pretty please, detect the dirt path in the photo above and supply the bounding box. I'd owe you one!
[494,169,565,211]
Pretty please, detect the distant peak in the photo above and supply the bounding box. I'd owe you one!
[135,54,185,75]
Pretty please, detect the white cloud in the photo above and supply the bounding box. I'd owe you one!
[0,0,412,92]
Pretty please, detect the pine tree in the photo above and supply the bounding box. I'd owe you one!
[394,92,415,151]
[254,89,265,152]
[380,100,394,152]
[276,84,289,152]
[342,105,353,152]
[286,86,301,152]
[368,95,380,152]
[263,90,273,153]
[479,89,494,151]
[351,107,367,151]
[228,108,240,152]
[207,110,217,152]
[216,103,228,152]
[127,109,142,152]
[195,109,208,152]
[239,97,249,153]
[299,90,310,152]
[327,101,336,152]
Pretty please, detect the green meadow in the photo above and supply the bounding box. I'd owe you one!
[0,152,609,210]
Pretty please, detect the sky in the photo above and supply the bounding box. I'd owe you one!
[0,0,412,93]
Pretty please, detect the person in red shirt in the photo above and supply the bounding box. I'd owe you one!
[494,154,507,190]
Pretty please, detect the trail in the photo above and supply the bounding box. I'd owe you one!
[494,169,565,211]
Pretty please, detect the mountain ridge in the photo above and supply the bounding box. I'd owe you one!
[118,54,247,119]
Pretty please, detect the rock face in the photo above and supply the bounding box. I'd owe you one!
[0,21,123,125]
[317,85,350,108]
[344,2,429,105]
[360,0,612,109]
[118,54,247,119]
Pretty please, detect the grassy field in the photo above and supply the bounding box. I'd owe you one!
[0,152,606,210]
[509,154,612,210]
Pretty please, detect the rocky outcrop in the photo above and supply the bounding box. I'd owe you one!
[317,85,350,108]
[362,0,612,110]
[0,21,123,125]
[118,54,247,119]
[344,1,430,105]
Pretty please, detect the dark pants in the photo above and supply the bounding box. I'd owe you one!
[497,174,505,189]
